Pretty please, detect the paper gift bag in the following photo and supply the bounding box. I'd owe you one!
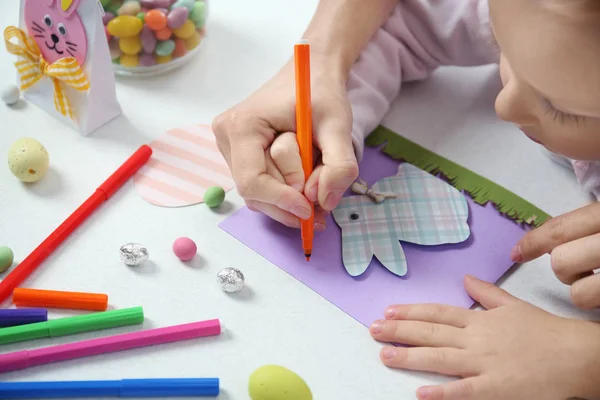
[4,0,121,135]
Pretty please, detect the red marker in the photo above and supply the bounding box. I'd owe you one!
[0,145,152,304]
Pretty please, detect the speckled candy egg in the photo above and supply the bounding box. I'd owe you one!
[8,138,49,183]
[249,365,312,400]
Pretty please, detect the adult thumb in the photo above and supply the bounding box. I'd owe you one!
[464,275,520,310]
[314,119,359,211]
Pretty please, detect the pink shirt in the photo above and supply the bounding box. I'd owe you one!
[348,0,600,199]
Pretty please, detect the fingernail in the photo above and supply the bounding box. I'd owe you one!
[417,387,432,400]
[307,185,318,201]
[510,245,523,262]
[384,308,395,319]
[382,347,396,359]
[370,321,383,334]
[291,206,311,220]
[315,222,326,231]
[292,183,303,192]
[324,192,342,210]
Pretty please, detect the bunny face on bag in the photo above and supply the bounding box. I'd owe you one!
[25,0,88,65]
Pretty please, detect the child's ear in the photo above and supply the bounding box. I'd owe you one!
[60,0,81,18]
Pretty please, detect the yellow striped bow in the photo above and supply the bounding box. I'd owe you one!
[3,26,90,120]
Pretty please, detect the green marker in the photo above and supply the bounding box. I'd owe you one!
[0,306,144,345]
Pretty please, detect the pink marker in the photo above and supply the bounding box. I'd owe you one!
[0,319,220,374]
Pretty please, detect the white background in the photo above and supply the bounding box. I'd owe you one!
[1,1,600,399]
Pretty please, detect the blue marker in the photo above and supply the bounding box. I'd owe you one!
[0,378,219,398]
[0,309,47,328]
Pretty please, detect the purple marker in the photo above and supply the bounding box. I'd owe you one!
[0,309,47,328]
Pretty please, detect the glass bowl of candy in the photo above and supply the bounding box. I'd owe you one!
[102,0,206,76]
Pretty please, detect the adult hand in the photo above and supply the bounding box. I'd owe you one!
[369,275,600,400]
[213,56,358,229]
[511,202,600,309]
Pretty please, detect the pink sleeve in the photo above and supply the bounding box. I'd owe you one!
[348,0,499,160]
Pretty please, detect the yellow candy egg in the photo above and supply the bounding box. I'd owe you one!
[172,19,195,39]
[156,55,172,64]
[249,365,312,400]
[185,30,202,51]
[8,138,49,183]
[120,54,140,67]
[119,36,142,55]
[107,16,143,38]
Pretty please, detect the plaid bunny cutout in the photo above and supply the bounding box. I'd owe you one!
[332,163,470,277]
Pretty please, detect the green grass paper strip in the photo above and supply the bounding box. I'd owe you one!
[365,126,551,227]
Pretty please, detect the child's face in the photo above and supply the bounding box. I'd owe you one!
[490,0,600,161]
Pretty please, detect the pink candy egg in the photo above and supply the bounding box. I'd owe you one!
[172,237,197,261]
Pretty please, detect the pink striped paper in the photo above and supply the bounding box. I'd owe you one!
[134,124,235,207]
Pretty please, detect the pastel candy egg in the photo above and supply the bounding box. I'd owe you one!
[105,26,111,41]
[119,36,142,55]
[172,19,195,39]
[140,0,170,8]
[1,85,20,105]
[136,11,145,22]
[120,54,140,67]
[172,0,194,11]
[0,246,14,274]
[109,39,122,60]
[185,30,202,50]
[156,54,172,64]
[102,12,115,25]
[189,1,205,28]
[8,138,49,183]
[139,53,156,67]
[172,237,197,261]
[155,28,172,40]
[140,26,157,53]
[204,186,225,208]
[155,40,175,56]
[145,9,168,30]
[107,15,143,37]
[173,38,187,57]
[167,7,188,29]
[118,1,141,16]
[100,0,111,7]
[248,365,312,400]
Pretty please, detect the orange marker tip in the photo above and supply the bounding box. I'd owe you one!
[297,38,309,45]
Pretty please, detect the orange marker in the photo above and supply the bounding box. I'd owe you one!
[294,39,314,261]
[13,288,108,311]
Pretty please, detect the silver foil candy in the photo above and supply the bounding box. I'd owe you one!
[217,267,245,292]
[120,243,149,266]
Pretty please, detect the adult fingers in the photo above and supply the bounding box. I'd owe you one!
[370,320,465,348]
[417,378,486,400]
[463,275,520,310]
[570,273,600,309]
[305,164,322,203]
[513,202,600,263]
[550,233,600,285]
[314,206,328,231]
[314,118,359,211]
[383,303,472,328]
[230,137,312,220]
[379,346,475,377]
[270,132,305,192]
[246,200,300,229]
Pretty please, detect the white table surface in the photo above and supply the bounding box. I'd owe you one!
[2,1,600,399]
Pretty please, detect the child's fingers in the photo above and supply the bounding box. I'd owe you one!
[314,206,328,231]
[514,202,600,263]
[417,378,485,400]
[245,200,300,229]
[305,165,322,203]
[370,320,465,348]
[549,233,600,285]
[570,273,600,309]
[379,346,475,377]
[270,132,305,192]
[463,275,520,309]
[383,304,471,328]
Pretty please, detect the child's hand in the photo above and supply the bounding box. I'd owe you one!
[512,202,600,309]
[212,58,358,229]
[369,275,600,400]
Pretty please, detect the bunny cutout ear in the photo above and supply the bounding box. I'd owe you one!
[56,0,81,18]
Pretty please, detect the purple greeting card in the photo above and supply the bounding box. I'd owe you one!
[219,145,527,327]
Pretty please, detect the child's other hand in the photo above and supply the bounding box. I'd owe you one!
[369,275,600,400]
[512,202,600,309]
[212,58,358,229]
